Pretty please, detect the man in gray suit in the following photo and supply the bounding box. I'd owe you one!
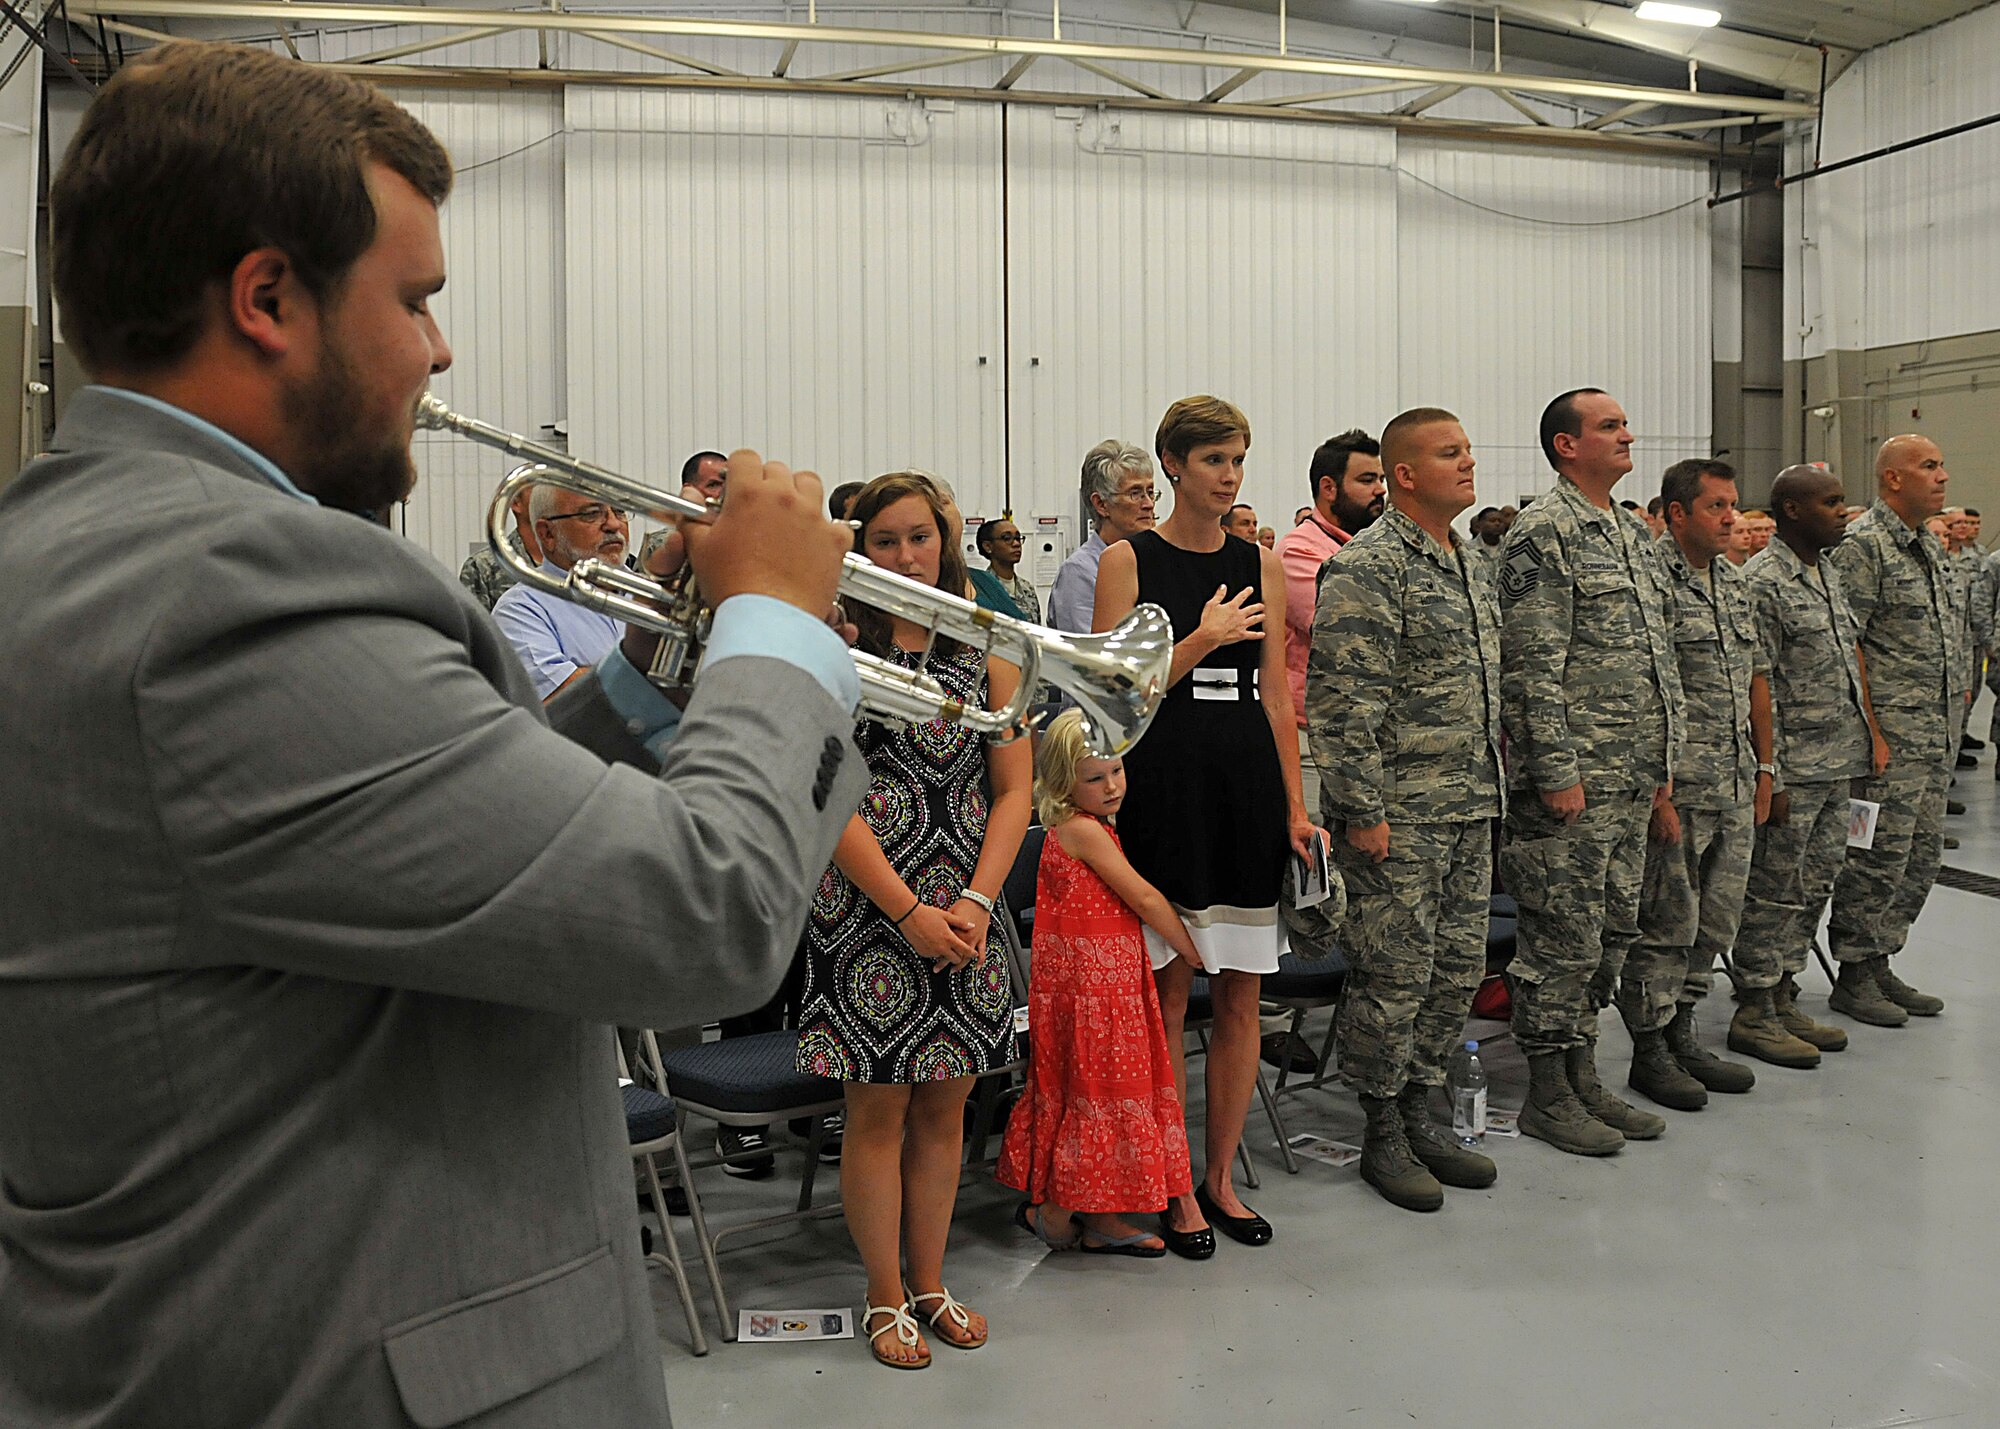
[0,43,865,1427]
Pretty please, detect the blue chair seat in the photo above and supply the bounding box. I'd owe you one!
[623,1083,679,1145]
[655,1030,838,1116]
[1263,944,1349,999]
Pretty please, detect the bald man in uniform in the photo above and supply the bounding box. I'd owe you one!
[1824,436,1966,1025]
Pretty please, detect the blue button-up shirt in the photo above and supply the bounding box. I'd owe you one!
[96,388,860,755]
[1048,529,1110,633]
[493,562,624,700]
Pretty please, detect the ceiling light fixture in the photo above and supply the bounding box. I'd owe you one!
[1634,3,1721,25]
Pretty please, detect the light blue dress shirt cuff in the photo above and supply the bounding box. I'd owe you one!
[596,595,860,763]
[704,594,862,713]
[596,647,685,762]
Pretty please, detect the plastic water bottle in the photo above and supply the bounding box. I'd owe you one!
[1448,1040,1488,1147]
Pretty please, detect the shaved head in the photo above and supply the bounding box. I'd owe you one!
[1771,463,1840,516]
[1876,433,1935,478]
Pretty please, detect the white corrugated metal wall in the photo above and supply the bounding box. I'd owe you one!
[1396,142,1713,511]
[562,88,1006,541]
[1793,2,2000,361]
[1004,109,1399,534]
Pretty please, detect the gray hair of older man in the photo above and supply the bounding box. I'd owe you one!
[527,482,567,525]
[1079,439,1153,525]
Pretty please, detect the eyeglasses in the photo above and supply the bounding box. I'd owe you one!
[544,505,629,527]
[990,532,1024,543]
[1114,487,1160,505]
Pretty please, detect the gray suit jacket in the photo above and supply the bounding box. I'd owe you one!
[0,389,866,1427]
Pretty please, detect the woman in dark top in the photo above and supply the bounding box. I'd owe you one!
[1092,395,1322,1258]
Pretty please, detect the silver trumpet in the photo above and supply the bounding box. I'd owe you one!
[416,395,1172,754]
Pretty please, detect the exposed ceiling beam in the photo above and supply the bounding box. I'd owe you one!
[580,29,741,78]
[1495,89,1552,125]
[308,57,1744,156]
[813,49,988,84]
[1468,0,1852,93]
[1581,98,1657,130]
[1393,83,1462,116]
[1202,65,1256,103]
[994,53,1037,89]
[59,0,1820,117]
[1067,56,1171,101]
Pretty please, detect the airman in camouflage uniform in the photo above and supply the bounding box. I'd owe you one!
[1979,549,2000,746]
[1825,435,1967,1025]
[457,526,531,610]
[1310,407,1503,1211]
[1621,460,1771,1110]
[1734,464,1876,1058]
[1498,389,1683,1156]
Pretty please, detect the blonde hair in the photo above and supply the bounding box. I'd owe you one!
[1033,709,1094,828]
[1155,395,1252,473]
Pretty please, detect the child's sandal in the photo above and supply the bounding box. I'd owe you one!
[908,1287,987,1350]
[863,1302,929,1370]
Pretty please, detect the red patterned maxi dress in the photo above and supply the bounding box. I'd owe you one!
[997,818,1192,1212]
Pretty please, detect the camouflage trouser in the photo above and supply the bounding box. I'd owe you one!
[1500,788,1650,1058]
[1829,709,1954,965]
[1334,820,1491,1099]
[1734,778,1852,990]
[1619,800,1754,1032]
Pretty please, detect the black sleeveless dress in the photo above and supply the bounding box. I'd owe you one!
[1117,530,1289,975]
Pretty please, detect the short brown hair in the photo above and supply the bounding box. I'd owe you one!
[1379,406,1461,475]
[52,42,453,376]
[1155,395,1251,473]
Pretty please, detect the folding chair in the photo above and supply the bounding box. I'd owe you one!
[620,1031,721,1356]
[652,1030,845,1342]
[1250,942,1350,1173]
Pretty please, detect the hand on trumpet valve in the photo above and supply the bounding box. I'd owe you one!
[682,450,849,619]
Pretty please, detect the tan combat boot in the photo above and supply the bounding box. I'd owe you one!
[1567,1043,1665,1140]
[1627,1027,1708,1110]
[1726,988,1821,1068]
[1665,1003,1755,1093]
[1872,957,1944,1016]
[1519,1053,1624,1157]
[1397,1083,1497,1188]
[1359,1094,1444,1211]
[1775,973,1847,1051]
[1828,959,1908,1027]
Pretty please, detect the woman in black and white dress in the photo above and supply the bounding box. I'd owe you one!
[1093,395,1323,1258]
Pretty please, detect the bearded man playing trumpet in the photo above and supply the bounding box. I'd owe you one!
[0,41,864,1429]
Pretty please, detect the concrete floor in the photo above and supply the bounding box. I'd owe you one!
[647,718,2000,1428]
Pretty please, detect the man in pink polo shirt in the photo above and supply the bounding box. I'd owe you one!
[1277,429,1387,750]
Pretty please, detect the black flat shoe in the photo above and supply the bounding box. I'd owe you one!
[1157,1212,1215,1261]
[1195,1184,1273,1247]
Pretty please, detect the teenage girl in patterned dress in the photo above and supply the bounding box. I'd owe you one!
[794,473,1032,1370]
[997,710,1200,1257]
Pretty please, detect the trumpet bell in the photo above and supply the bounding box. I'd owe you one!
[1043,603,1174,757]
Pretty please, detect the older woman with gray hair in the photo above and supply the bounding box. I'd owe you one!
[1048,439,1160,633]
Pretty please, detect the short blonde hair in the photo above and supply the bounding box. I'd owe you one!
[1033,709,1093,828]
[1155,395,1252,472]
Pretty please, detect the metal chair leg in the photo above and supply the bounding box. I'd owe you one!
[1253,1062,1298,1174]
[673,1114,732,1340]
[641,1147,709,1356]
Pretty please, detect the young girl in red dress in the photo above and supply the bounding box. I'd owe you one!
[997,710,1202,1257]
